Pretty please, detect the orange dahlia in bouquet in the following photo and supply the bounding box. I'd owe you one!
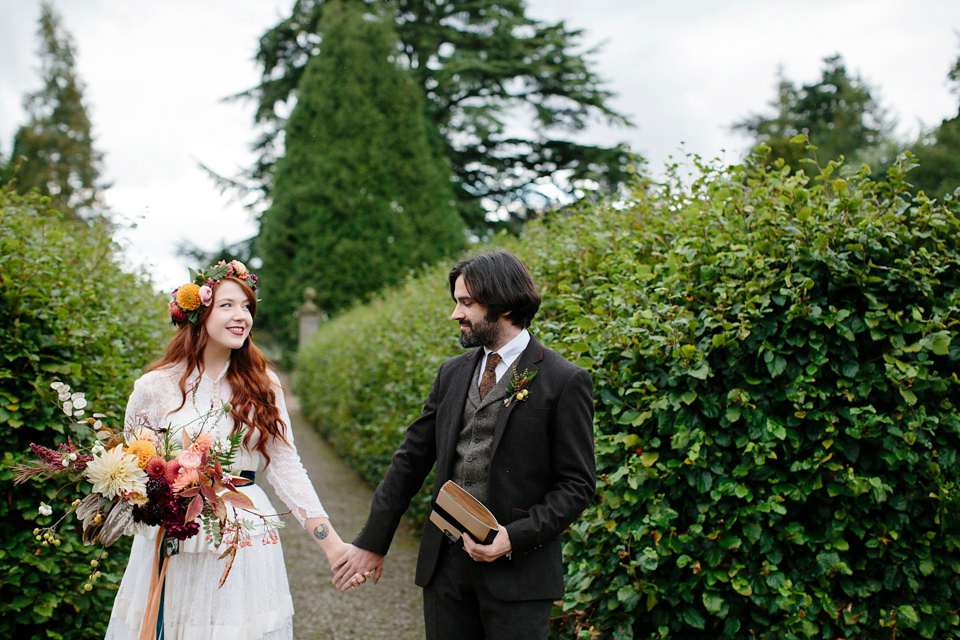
[14,381,280,588]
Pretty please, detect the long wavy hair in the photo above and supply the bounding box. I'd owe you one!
[148,276,286,464]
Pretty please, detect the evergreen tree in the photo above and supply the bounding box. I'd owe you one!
[733,55,891,173]
[899,48,960,200]
[259,0,463,351]
[4,2,106,220]
[238,0,632,231]
[176,235,260,275]
[900,117,960,200]
[0,144,12,190]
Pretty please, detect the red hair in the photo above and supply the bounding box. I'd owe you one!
[148,276,286,465]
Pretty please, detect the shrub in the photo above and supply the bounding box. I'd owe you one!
[295,147,960,639]
[547,152,960,639]
[0,189,170,639]
[296,262,460,522]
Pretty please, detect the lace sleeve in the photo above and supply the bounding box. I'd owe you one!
[263,377,328,527]
[124,371,174,434]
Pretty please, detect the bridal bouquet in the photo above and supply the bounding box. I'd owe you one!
[15,381,277,587]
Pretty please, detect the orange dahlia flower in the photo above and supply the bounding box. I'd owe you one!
[176,283,202,311]
[126,439,158,469]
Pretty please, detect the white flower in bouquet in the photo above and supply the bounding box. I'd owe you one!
[84,445,147,499]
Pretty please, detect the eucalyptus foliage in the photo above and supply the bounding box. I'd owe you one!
[0,189,169,638]
[296,144,960,638]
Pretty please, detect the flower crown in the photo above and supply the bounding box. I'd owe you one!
[169,260,259,326]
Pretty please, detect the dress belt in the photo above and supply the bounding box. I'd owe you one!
[239,470,256,483]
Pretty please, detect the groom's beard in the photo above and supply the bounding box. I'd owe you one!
[459,317,501,349]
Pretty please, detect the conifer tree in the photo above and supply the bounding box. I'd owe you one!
[899,49,960,200]
[238,0,632,231]
[259,0,463,351]
[733,55,891,173]
[4,2,106,220]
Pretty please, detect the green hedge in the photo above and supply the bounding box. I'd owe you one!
[544,153,960,639]
[296,148,960,639]
[296,261,461,521]
[0,190,170,639]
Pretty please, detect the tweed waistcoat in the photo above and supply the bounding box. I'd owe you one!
[451,356,511,505]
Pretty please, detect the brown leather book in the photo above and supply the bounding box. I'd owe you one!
[428,480,499,545]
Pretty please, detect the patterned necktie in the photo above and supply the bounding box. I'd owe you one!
[479,352,501,399]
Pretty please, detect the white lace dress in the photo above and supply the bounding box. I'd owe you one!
[104,361,327,640]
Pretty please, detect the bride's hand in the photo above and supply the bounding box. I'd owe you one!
[332,545,383,591]
[325,540,353,567]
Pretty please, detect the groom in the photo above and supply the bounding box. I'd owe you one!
[333,250,596,640]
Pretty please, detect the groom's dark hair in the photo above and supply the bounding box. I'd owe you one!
[449,251,541,329]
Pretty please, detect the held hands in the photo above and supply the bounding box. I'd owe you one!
[328,543,375,591]
[327,528,511,591]
[332,545,384,591]
[462,526,512,562]
[304,517,373,591]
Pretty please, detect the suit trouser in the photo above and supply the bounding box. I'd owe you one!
[423,542,552,640]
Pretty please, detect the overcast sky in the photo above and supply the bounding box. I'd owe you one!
[3,0,959,291]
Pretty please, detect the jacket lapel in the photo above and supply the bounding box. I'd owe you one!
[476,368,510,411]
[490,336,544,458]
[436,348,483,481]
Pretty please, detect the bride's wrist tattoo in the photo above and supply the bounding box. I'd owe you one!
[313,523,329,541]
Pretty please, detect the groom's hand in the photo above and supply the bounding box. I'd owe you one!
[332,545,384,591]
[463,527,512,562]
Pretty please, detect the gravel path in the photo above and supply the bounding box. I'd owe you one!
[262,376,425,639]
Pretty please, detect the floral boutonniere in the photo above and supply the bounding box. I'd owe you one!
[504,367,538,407]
